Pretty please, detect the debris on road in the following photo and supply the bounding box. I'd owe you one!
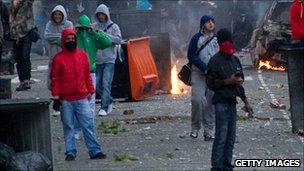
[98,120,126,134]
[113,154,139,161]
[164,152,174,159]
[269,100,286,109]
[123,109,135,115]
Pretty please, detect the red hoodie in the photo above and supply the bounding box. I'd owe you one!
[51,28,94,101]
[290,0,304,40]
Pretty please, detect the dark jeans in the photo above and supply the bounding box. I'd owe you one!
[0,44,2,66]
[211,103,236,171]
[13,34,32,82]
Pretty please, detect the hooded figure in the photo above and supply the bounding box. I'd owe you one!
[44,5,73,59]
[92,4,122,116]
[51,28,106,161]
[75,14,112,73]
[187,15,219,140]
[92,4,122,64]
[290,0,304,40]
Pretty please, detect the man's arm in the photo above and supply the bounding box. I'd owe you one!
[187,34,207,72]
[104,24,122,45]
[83,54,95,95]
[44,22,61,44]
[90,30,112,50]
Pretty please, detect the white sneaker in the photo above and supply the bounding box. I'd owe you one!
[98,109,107,116]
[52,111,60,117]
[107,103,113,114]
[74,133,81,140]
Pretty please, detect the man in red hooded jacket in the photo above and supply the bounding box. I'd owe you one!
[51,28,106,161]
[290,0,304,41]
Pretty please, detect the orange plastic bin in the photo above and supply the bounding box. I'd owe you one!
[127,37,159,101]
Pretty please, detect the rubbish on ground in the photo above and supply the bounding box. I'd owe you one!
[269,100,286,109]
[113,154,139,161]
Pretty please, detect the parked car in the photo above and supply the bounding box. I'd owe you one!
[250,0,292,67]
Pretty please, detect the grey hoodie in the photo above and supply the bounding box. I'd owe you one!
[92,4,122,64]
[44,5,73,59]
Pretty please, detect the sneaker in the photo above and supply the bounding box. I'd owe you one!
[65,154,76,161]
[190,131,198,139]
[74,133,81,140]
[204,134,215,141]
[16,81,31,91]
[90,152,107,159]
[98,109,107,116]
[52,111,60,117]
[107,103,113,114]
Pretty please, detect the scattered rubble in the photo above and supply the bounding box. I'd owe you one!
[113,154,139,162]
[97,120,126,134]
[269,100,286,109]
[123,109,135,115]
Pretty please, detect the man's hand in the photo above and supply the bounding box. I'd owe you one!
[224,74,244,85]
[52,96,61,112]
[87,93,92,101]
[242,103,253,118]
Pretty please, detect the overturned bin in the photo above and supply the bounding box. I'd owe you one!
[109,37,159,101]
[280,45,304,133]
[0,99,53,168]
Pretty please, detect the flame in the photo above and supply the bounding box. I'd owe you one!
[258,60,286,71]
[170,64,187,95]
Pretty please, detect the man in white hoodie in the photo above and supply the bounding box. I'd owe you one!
[92,4,122,116]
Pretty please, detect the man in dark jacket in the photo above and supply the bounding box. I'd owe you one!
[206,28,253,171]
[0,0,9,66]
[10,0,36,91]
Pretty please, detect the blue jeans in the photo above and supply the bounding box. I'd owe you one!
[60,99,102,157]
[74,73,96,134]
[96,63,115,111]
[211,103,236,171]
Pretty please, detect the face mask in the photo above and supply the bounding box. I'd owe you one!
[64,41,77,51]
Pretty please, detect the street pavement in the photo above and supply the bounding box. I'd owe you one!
[7,53,304,170]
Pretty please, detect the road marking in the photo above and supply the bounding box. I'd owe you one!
[257,70,304,145]
[245,76,253,81]
[11,77,41,84]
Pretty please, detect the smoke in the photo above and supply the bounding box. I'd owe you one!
[149,0,272,58]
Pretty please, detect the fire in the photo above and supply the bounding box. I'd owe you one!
[170,64,188,95]
[258,60,286,71]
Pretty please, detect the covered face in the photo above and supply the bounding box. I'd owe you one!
[61,28,77,52]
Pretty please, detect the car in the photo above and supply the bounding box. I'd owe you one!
[250,0,292,68]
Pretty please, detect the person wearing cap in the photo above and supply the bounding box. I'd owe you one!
[206,28,253,171]
[187,15,219,141]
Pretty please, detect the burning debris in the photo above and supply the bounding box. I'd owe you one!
[170,62,189,95]
[250,0,292,70]
[258,60,286,71]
